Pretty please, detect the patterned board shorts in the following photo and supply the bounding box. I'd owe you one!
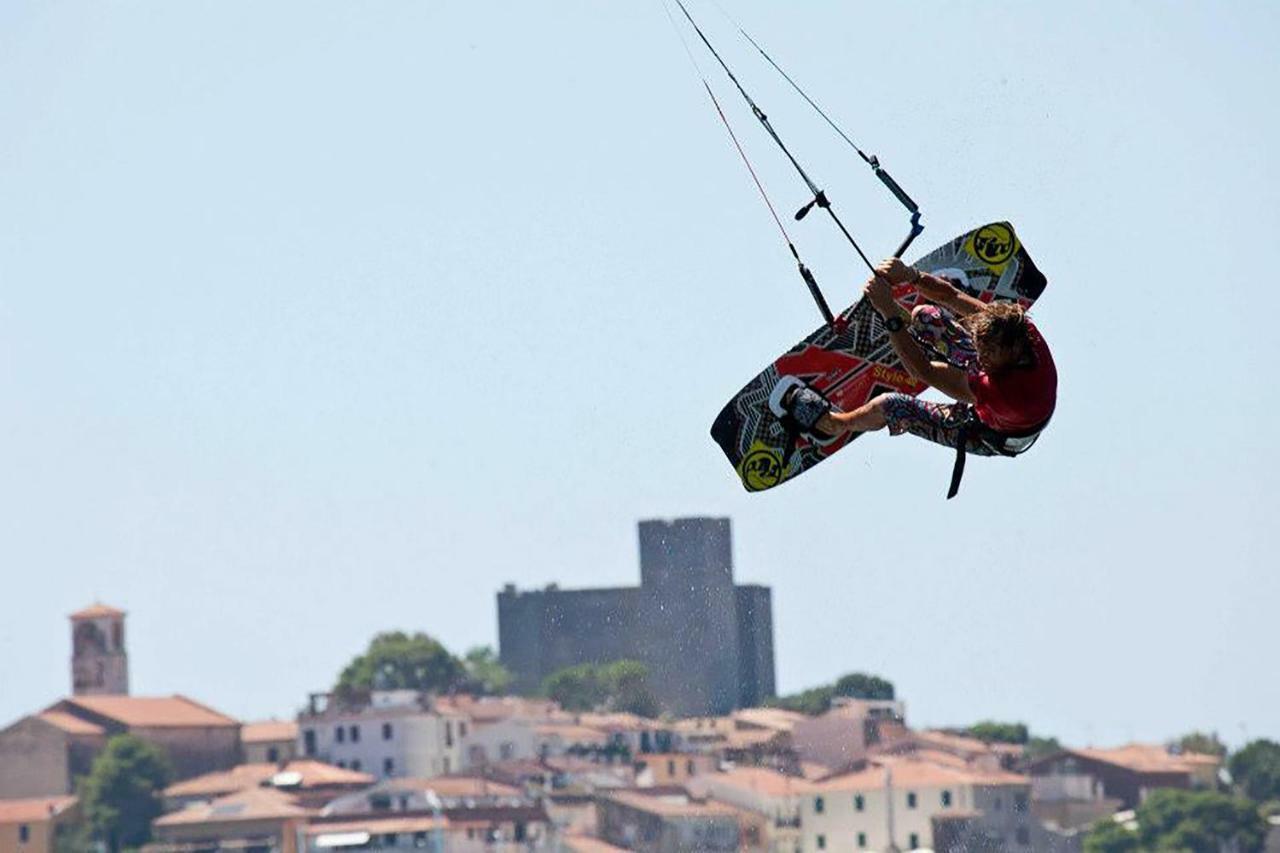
[880,305,996,456]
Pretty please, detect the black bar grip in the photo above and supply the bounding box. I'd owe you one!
[799,263,835,326]
[874,166,919,214]
[892,213,925,259]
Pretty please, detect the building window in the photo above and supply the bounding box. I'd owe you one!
[337,760,346,768]
[857,832,866,848]
[384,757,395,775]
[667,759,676,775]
[1016,827,1030,845]
[687,759,695,775]
[446,721,454,747]
[352,759,362,771]
[854,794,864,812]
[816,835,826,850]
[460,722,468,737]
[941,790,952,807]
[1014,792,1029,813]
[303,729,316,757]
[383,722,393,741]
[907,791,917,809]
[336,726,345,744]
[500,742,515,761]
[350,725,361,743]
[19,825,29,843]
[814,796,824,814]
[267,746,279,763]
[909,833,919,849]
[383,834,397,845]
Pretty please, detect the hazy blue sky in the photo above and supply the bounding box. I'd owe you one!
[2,1,1277,748]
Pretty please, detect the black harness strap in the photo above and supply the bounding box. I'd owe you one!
[947,418,972,500]
[947,406,1050,499]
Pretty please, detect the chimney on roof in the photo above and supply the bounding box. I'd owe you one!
[70,603,128,697]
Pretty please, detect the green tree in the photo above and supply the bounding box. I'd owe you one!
[543,662,608,711]
[1175,730,1227,758]
[462,646,512,696]
[767,672,895,715]
[542,660,661,716]
[80,735,172,853]
[334,631,465,702]
[967,721,1030,745]
[1229,739,1280,802]
[1137,789,1264,852]
[602,660,661,718]
[833,672,895,701]
[766,685,834,716]
[1082,818,1140,853]
[1083,789,1265,853]
[1024,735,1062,762]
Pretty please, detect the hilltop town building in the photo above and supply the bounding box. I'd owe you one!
[497,517,775,717]
[70,603,128,697]
[297,691,469,779]
[0,604,241,799]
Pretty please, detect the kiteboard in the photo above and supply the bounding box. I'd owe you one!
[710,221,1048,492]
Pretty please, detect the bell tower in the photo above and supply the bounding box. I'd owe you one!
[70,603,129,696]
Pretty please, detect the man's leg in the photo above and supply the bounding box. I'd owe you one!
[818,395,889,436]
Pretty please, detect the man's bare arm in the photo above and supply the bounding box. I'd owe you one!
[887,328,976,403]
[913,270,986,317]
[865,273,977,404]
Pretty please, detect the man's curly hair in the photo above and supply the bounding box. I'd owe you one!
[962,302,1035,368]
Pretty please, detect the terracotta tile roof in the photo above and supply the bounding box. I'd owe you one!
[0,796,77,824]
[241,720,298,743]
[672,717,735,735]
[306,815,449,835]
[907,748,974,769]
[49,695,238,729]
[37,710,106,736]
[1075,744,1221,774]
[697,767,806,798]
[434,695,562,723]
[165,761,373,798]
[535,723,610,744]
[731,708,807,732]
[154,788,310,826]
[605,790,740,818]
[724,728,781,749]
[915,730,1004,755]
[69,603,125,620]
[576,712,658,731]
[812,756,1027,792]
[800,761,834,781]
[908,731,1025,763]
[378,775,521,799]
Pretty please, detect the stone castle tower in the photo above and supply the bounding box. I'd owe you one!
[70,603,129,696]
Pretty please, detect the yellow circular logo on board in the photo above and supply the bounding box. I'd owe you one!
[972,223,1016,266]
[741,446,784,491]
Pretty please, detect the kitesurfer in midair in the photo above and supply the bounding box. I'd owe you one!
[784,258,1057,459]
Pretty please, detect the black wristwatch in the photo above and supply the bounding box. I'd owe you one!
[884,316,905,333]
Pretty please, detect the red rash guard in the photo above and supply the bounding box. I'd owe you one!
[968,321,1057,433]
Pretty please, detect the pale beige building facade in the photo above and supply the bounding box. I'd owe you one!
[799,755,1034,852]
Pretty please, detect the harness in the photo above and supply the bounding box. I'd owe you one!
[947,408,1050,499]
